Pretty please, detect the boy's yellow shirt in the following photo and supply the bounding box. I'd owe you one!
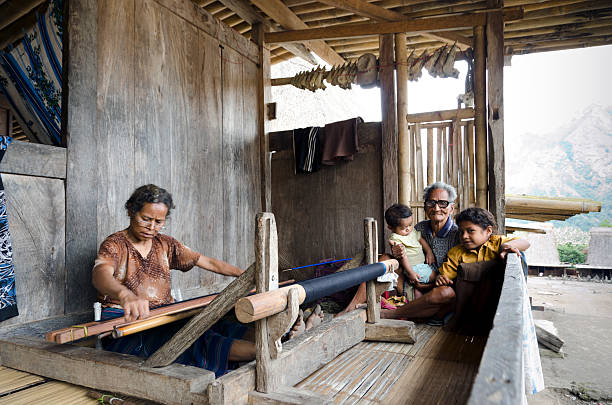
[439,234,516,280]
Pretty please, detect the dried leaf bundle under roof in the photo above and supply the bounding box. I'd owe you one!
[190,0,612,65]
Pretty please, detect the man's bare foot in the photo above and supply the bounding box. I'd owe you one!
[305,304,323,329]
[288,309,305,339]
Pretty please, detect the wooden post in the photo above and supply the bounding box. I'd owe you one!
[426,127,434,186]
[64,0,99,313]
[255,212,279,393]
[487,7,506,233]
[436,127,442,182]
[442,126,448,184]
[467,121,475,205]
[395,33,410,206]
[379,33,397,242]
[252,23,272,211]
[364,218,379,324]
[409,124,417,204]
[414,123,424,220]
[474,25,487,209]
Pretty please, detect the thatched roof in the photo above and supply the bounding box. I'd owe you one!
[191,0,612,65]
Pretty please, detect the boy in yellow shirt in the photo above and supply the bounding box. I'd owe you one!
[436,207,530,287]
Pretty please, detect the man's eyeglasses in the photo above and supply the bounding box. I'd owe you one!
[424,199,452,209]
[135,218,166,230]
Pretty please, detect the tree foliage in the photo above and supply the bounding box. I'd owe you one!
[557,243,587,264]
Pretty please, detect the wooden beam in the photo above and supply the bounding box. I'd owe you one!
[0,140,66,179]
[249,386,332,404]
[396,33,410,206]
[264,7,524,43]
[0,0,45,31]
[407,108,475,123]
[143,263,256,367]
[0,336,213,405]
[379,33,397,244]
[254,212,279,393]
[217,0,317,64]
[253,24,272,212]
[64,0,99,313]
[486,7,506,233]
[365,318,416,343]
[467,255,524,404]
[364,218,380,323]
[0,4,42,50]
[474,25,487,209]
[250,0,344,65]
[315,0,473,48]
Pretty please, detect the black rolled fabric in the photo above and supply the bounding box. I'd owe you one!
[0,136,17,322]
[300,262,387,305]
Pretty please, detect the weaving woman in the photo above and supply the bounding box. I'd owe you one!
[92,184,319,377]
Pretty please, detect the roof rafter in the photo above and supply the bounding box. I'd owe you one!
[214,0,318,64]
[315,0,473,49]
[250,0,345,65]
[265,8,525,43]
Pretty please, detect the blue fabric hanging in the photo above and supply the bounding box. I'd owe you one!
[0,0,63,145]
[0,136,17,322]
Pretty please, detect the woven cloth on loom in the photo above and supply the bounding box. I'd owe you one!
[0,136,17,321]
[0,0,63,145]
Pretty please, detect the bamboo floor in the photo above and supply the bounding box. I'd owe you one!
[296,325,487,405]
[0,366,152,404]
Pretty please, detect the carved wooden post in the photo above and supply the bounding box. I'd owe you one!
[255,212,279,393]
[364,218,380,323]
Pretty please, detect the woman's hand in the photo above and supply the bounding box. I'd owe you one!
[118,289,150,322]
[425,251,436,265]
[435,274,452,287]
[499,243,521,259]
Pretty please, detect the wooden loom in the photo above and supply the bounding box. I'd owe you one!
[16,212,414,404]
[0,212,529,404]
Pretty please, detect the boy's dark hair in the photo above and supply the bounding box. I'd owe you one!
[456,207,497,231]
[384,204,413,227]
[125,184,175,217]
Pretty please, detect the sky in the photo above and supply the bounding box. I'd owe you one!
[270,44,612,138]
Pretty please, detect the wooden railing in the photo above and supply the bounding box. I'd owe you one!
[405,108,477,222]
[468,253,524,405]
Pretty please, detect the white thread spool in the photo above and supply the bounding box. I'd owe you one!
[93,302,102,321]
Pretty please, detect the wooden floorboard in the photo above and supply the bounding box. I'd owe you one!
[294,324,486,405]
[0,366,45,396]
[0,381,97,404]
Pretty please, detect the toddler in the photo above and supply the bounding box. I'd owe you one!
[385,204,436,296]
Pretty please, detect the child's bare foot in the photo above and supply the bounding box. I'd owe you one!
[288,309,305,339]
[305,304,323,329]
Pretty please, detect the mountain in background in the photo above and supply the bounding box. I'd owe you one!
[506,104,612,230]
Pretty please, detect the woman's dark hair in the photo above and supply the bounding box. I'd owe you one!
[384,204,413,227]
[125,184,175,217]
[456,207,497,231]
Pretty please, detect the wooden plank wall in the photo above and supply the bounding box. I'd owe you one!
[0,142,66,327]
[0,0,263,329]
[270,122,384,275]
[93,0,261,300]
